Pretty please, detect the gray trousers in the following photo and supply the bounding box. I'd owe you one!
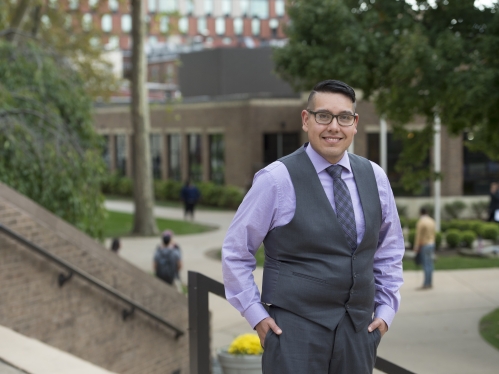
[262,306,381,374]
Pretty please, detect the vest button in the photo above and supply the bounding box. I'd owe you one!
[352,255,356,260]
[350,290,354,295]
[353,273,358,278]
[345,304,350,309]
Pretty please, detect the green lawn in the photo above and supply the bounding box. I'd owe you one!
[403,256,499,271]
[104,210,217,238]
[105,195,234,211]
[480,308,499,350]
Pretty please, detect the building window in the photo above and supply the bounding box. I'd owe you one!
[166,64,174,83]
[148,0,157,13]
[240,0,250,16]
[88,0,98,9]
[215,17,225,35]
[463,132,499,195]
[115,134,127,177]
[68,0,79,10]
[264,133,300,165]
[275,0,285,17]
[210,134,224,184]
[251,18,260,36]
[159,0,177,12]
[101,14,112,32]
[188,134,202,182]
[185,0,194,15]
[109,0,119,12]
[102,135,110,169]
[251,0,269,19]
[150,134,162,179]
[106,36,119,50]
[197,17,207,34]
[168,134,182,181]
[121,14,132,33]
[178,16,188,33]
[233,17,243,35]
[82,13,93,31]
[204,0,214,15]
[222,0,231,16]
[160,16,169,33]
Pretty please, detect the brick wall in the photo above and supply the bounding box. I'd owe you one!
[0,183,189,374]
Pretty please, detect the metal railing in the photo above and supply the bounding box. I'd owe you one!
[188,271,415,374]
[0,224,184,339]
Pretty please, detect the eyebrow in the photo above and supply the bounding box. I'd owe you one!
[314,109,355,115]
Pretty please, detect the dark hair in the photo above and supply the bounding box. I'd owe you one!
[162,233,171,245]
[420,207,428,215]
[307,80,356,111]
[111,238,120,252]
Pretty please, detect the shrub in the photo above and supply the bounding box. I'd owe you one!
[446,229,462,248]
[435,232,442,250]
[443,200,467,219]
[407,229,416,248]
[461,230,477,248]
[216,185,245,209]
[471,201,489,220]
[480,224,499,241]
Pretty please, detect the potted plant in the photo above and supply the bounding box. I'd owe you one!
[217,333,263,374]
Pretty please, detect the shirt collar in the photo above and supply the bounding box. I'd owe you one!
[304,142,352,174]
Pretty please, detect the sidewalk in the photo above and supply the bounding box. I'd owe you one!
[106,200,499,374]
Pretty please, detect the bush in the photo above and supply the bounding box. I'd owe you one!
[407,229,416,248]
[480,224,499,241]
[461,230,477,248]
[435,232,442,250]
[446,229,462,249]
[443,200,467,219]
[471,201,489,220]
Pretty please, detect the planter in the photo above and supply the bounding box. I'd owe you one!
[217,349,262,374]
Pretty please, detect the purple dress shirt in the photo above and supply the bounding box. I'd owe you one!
[222,144,404,330]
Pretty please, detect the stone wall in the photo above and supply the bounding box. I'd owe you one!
[0,183,189,374]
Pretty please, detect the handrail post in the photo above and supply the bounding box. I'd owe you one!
[188,271,211,374]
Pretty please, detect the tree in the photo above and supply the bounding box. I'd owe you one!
[130,0,158,235]
[273,0,499,193]
[0,40,106,239]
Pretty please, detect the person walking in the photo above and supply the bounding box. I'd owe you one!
[413,207,436,290]
[180,179,200,220]
[153,230,182,289]
[222,80,404,373]
[488,182,499,222]
[110,238,120,254]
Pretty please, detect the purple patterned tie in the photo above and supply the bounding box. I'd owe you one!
[326,165,357,251]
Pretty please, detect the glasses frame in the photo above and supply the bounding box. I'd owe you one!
[306,110,357,127]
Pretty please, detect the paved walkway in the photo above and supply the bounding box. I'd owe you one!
[105,200,499,374]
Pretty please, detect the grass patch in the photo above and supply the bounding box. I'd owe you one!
[104,210,216,238]
[403,256,499,271]
[480,308,499,350]
[105,195,234,211]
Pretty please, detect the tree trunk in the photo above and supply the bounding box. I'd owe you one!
[6,0,32,43]
[130,0,158,235]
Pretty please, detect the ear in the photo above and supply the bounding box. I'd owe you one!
[301,110,310,133]
[353,114,359,135]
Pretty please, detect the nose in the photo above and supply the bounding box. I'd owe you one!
[327,117,341,131]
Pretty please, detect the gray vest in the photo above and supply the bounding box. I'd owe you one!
[261,145,382,332]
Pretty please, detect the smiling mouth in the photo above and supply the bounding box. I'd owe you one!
[323,137,342,143]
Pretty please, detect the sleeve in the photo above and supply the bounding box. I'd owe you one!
[221,169,282,329]
[372,165,405,328]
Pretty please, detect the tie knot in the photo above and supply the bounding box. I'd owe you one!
[326,165,343,180]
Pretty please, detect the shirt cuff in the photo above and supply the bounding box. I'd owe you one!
[375,304,396,328]
[243,303,270,329]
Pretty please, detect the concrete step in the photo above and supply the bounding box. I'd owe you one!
[0,326,117,374]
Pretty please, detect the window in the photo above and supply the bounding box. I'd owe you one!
[210,134,224,184]
[106,36,119,49]
[168,134,182,181]
[251,18,260,35]
[115,134,127,177]
[269,18,279,37]
[88,0,98,9]
[109,0,119,12]
[215,17,225,35]
[275,0,285,17]
[82,13,93,31]
[264,133,300,165]
[185,0,194,15]
[150,134,162,179]
[101,14,112,32]
[204,0,213,15]
[197,17,207,34]
[233,17,243,35]
[222,0,231,16]
[240,0,250,16]
[463,132,499,195]
[160,16,169,33]
[148,0,157,13]
[166,64,174,83]
[159,0,177,12]
[251,0,269,19]
[188,134,202,182]
[178,17,188,33]
[102,135,110,169]
[121,14,132,33]
[68,0,79,10]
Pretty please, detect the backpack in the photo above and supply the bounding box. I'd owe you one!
[155,247,177,285]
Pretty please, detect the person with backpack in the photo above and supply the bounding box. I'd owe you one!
[153,230,182,288]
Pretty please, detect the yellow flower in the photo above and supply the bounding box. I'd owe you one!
[227,333,263,355]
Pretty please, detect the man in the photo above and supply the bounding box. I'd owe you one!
[413,207,436,290]
[488,182,499,222]
[222,80,404,373]
[153,230,182,287]
[180,179,200,220]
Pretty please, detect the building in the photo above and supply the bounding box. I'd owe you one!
[94,47,499,199]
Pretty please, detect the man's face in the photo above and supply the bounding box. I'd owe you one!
[301,92,358,164]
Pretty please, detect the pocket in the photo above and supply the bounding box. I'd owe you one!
[292,272,329,285]
[373,328,382,348]
[263,328,273,349]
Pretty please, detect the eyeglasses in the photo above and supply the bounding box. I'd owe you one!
[307,110,357,127]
